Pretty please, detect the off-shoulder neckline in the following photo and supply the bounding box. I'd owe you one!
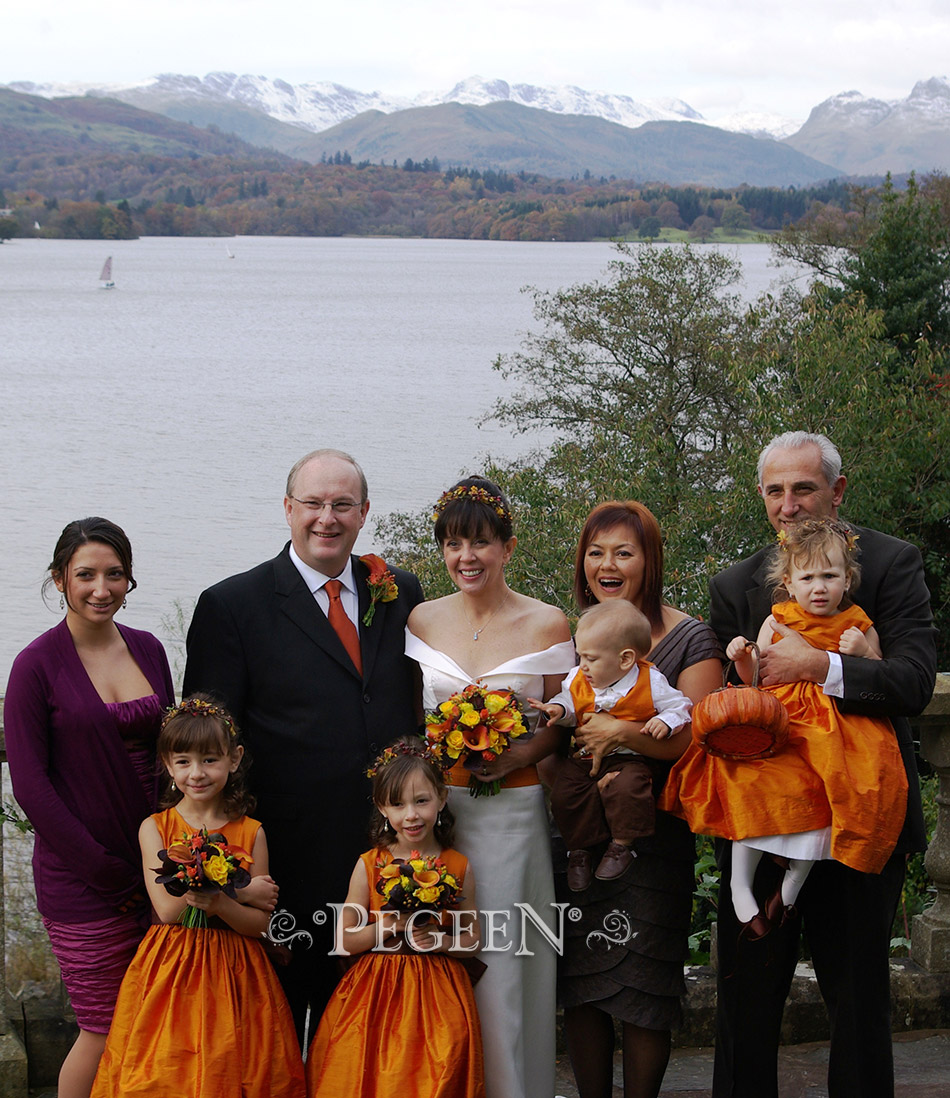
[405,631,574,681]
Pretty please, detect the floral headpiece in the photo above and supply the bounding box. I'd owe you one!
[366,737,439,778]
[432,484,513,524]
[163,696,237,738]
[776,521,859,554]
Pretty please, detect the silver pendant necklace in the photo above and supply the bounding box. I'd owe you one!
[464,591,511,641]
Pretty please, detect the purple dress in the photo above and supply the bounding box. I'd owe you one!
[5,620,173,1031]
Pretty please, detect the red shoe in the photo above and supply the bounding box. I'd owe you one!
[763,885,797,929]
[738,912,772,943]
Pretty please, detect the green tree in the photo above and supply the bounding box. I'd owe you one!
[720,203,752,233]
[772,175,950,659]
[775,174,950,356]
[382,245,763,615]
[638,216,661,240]
[381,243,948,652]
[0,216,17,242]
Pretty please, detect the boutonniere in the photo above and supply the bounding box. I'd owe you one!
[360,554,399,626]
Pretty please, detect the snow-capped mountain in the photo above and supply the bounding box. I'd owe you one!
[413,76,703,129]
[785,76,950,173]
[7,72,708,135]
[711,110,804,141]
[10,72,950,173]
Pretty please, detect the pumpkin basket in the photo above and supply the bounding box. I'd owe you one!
[692,644,789,761]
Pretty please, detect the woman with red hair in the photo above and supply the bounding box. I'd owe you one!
[557,501,722,1098]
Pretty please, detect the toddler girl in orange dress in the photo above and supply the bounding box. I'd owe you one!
[661,519,907,939]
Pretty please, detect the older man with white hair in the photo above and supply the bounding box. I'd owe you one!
[709,430,936,1098]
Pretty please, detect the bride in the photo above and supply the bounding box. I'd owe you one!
[406,476,573,1098]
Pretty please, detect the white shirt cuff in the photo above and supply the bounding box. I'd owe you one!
[821,651,844,697]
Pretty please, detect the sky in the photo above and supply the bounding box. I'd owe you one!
[2,0,948,123]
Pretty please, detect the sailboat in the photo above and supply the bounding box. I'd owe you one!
[225,244,235,259]
[99,256,115,289]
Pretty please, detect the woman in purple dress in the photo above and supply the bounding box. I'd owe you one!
[5,518,174,1098]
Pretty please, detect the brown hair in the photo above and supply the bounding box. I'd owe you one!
[573,501,664,627]
[368,737,455,848]
[45,517,137,608]
[157,693,254,819]
[433,476,513,546]
[764,518,861,606]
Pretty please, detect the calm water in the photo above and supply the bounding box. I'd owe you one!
[0,237,804,686]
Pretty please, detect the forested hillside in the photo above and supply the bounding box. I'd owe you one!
[0,85,879,243]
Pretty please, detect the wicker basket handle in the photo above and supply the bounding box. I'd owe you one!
[722,641,761,688]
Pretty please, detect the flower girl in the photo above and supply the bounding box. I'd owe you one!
[91,695,305,1097]
[661,519,907,937]
[307,737,484,1098]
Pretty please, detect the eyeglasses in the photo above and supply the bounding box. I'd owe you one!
[289,496,363,515]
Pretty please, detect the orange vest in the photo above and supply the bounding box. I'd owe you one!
[569,660,658,723]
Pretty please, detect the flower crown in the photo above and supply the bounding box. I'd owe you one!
[163,696,237,738]
[776,521,859,554]
[366,737,440,778]
[432,484,513,524]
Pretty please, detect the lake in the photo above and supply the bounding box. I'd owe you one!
[0,236,806,686]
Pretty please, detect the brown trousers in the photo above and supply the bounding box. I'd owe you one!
[551,753,655,848]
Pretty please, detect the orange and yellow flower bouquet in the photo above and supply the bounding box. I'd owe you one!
[375,850,461,913]
[424,683,529,797]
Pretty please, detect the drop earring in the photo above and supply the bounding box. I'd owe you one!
[122,598,128,609]
[59,594,64,610]
[170,780,176,791]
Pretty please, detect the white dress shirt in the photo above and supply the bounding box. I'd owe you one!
[288,545,360,632]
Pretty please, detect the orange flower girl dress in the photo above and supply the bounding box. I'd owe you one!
[660,602,908,873]
[91,807,305,1098]
[306,847,484,1098]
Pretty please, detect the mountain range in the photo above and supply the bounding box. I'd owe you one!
[6,73,950,182]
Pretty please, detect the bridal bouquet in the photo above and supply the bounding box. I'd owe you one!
[424,684,528,797]
[376,851,461,913]
[153,828,253,928]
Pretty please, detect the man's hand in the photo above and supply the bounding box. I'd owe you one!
[758,620,829,687]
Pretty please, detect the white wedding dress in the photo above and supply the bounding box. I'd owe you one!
[405,632,575,1098]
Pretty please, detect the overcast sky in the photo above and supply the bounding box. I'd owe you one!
[3,0,948,123]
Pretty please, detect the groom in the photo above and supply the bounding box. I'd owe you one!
[183,448,423,1037]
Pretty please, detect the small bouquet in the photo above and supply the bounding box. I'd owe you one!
[376,851,461,916]
[153,828,252,928]
[424,684,528,797]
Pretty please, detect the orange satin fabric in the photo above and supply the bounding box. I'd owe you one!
[91,810,305,1098]
[569,658,658,721]
[659,602,907,873]
[306,847,485,1098]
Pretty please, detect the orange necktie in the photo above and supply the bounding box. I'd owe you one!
[324,579,362,675]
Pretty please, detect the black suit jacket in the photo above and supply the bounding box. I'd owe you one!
[183,544,424,918]
[709,525,935,852]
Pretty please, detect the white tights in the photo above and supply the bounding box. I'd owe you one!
[730,840,815,923]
